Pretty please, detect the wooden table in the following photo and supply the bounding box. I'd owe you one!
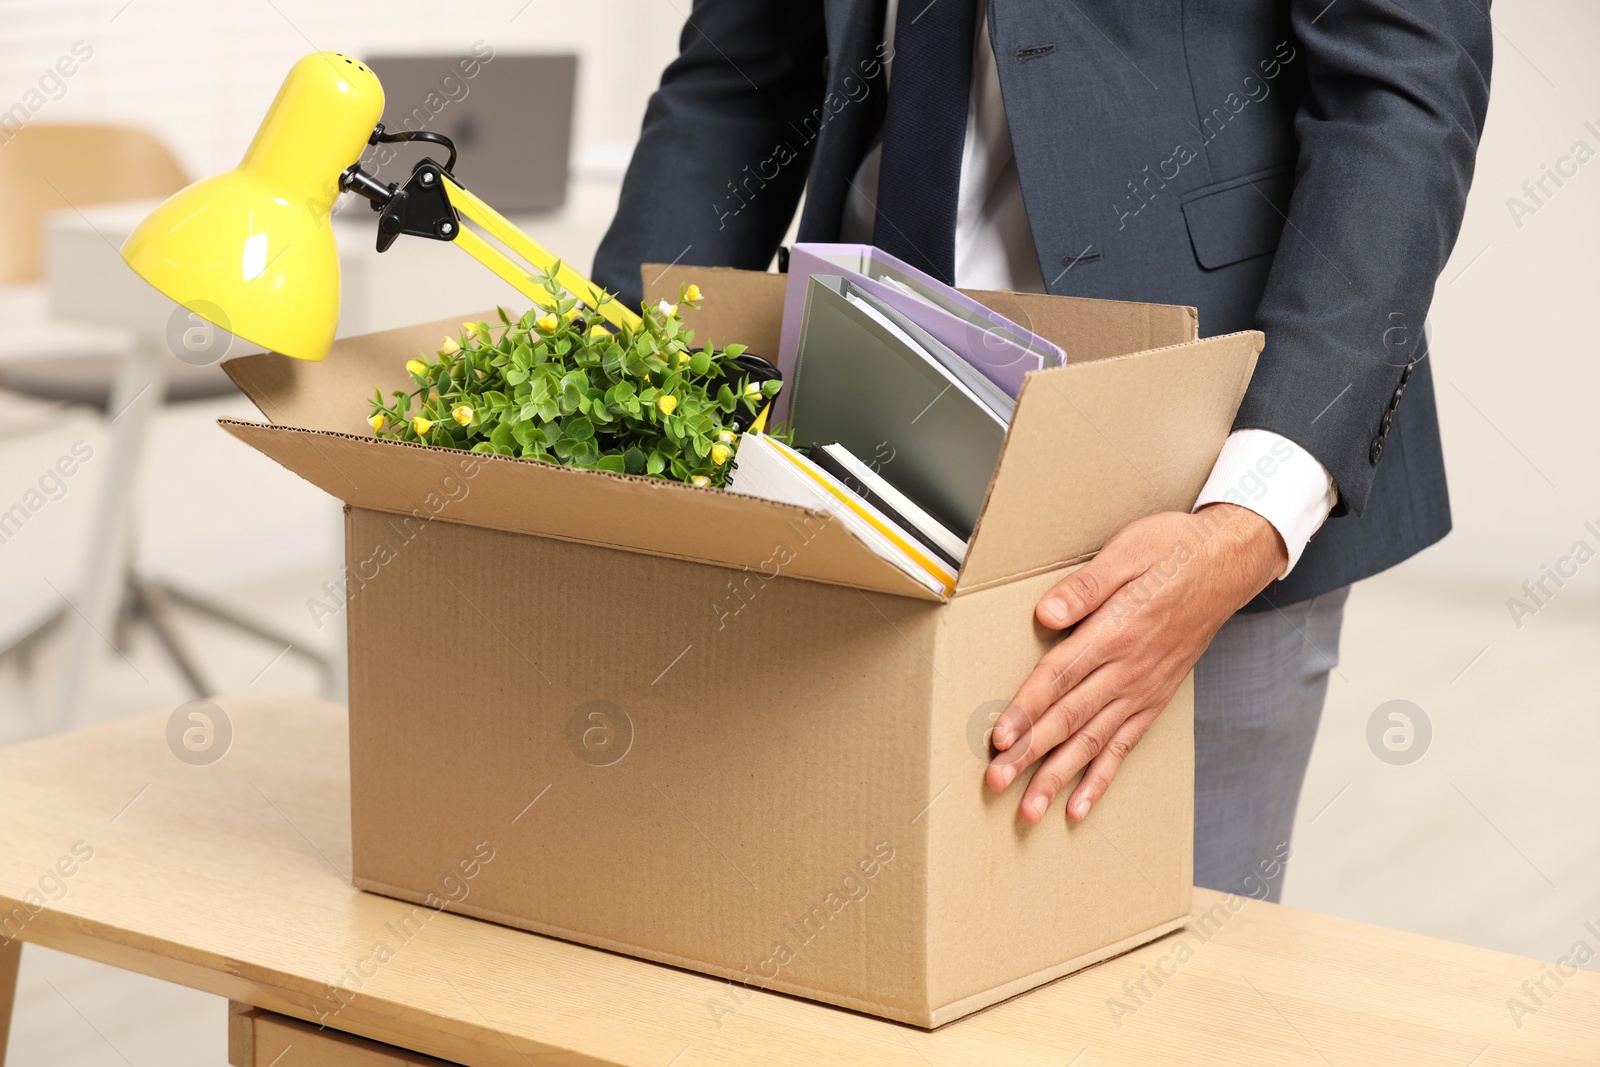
[1,697,1594,1065]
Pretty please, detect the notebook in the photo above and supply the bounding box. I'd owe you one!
[725,434,957,597]
[786,275,1008,539]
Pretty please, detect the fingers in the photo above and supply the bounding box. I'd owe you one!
[1014,702,1129,822]
[987,668,1118,793]
[990,627,1110,755]
[1035,546,1145,631]
[1060,707,1161,822]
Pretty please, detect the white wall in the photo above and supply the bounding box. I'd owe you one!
[1422,0,1600,592]
[0,0,684,178]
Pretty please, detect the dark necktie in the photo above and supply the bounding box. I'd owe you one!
[872,0,980,285]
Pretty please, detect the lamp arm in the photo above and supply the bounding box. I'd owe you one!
[440,176,642,333]
[338,155,642,334]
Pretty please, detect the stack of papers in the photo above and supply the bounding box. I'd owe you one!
[725,434,958,597]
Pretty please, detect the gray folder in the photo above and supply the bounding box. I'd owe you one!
[787,276,1008,538]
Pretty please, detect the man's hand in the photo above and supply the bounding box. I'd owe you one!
[986,503,1288,823]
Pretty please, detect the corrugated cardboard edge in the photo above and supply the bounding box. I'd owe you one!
[350,874,1184,1029]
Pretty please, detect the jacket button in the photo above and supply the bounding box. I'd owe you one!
[1370,437,1385,464]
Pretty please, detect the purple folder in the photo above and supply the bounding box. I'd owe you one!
[773,244,1066,421]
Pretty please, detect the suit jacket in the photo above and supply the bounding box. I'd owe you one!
[593,0,1493,610]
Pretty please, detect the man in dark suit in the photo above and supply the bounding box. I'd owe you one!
[595,0,1492,900]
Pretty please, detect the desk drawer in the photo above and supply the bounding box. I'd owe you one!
[229,1004,462,1066]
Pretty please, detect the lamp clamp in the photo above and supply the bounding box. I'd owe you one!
[340,157,461,253]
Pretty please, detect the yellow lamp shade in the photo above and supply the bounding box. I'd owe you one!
[121,52,384,361]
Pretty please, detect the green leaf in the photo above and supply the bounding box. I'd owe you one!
[723,343,747,359]
[594,454,626,473]
[512,421,546,448]
[646,451,667,476]
[623,446,646,474]
[689,350,712,376]
[567,415,595,441]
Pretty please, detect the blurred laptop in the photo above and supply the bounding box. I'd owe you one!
[365,53,577,213]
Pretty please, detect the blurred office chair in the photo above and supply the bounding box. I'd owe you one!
[0,124,332,699]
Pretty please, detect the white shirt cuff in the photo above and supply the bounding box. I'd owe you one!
[1193,429,1337,579]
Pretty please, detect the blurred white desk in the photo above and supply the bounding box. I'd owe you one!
[37,182,619,725]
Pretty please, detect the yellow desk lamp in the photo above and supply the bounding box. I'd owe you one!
[120,51,641,362]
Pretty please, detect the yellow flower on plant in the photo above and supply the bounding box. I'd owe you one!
[536,313,560,332]
[684,283,702,302]
[452,404,473,426]
[743,380,762,397]
[438,336,460,356]
[368,413,384,432]
[406,358,428,377]
[717,429,735,444]
[657,394,678,416]
[657,300,678,319]
[411,416,432,435]
[462,321,479,339]
[711,443,731,466]
[691,475,710,487]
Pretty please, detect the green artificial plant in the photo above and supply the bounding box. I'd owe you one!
[367,270,780,487]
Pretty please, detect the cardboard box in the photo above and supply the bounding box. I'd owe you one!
[221,267,1260,1027]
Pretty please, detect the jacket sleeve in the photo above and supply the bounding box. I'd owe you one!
[591,0,828,309]
[1236,0,1492,515]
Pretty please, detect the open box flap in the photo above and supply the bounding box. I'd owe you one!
[219,419,946,602]
[954,330,1263,593]
[223,310,500,435]
[959,288,1198,363]
[645,265,1198,368]
[642,265,789,360]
